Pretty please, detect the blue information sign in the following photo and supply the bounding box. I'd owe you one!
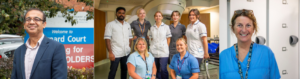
[24,28,94,44]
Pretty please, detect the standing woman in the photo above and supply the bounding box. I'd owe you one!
[130,8,151,48]
[219,9,280,79]
[148,11,172,79]
[169,38,200,79]
[127,38,156,79]
[169,11,186,62]
[186,9,210,68]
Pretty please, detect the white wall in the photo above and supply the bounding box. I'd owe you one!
[106,11,115,23]
[219,0,228,52]
[230,0,267,46]
[100,5,135,23]
[201,6,219,38]
[269,0,299,78]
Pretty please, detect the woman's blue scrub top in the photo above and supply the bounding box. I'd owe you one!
[219,43,280,79]
[169,52,200,79]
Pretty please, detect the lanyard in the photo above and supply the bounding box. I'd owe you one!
[177,57,185,74]
[139,23,145,35]
[143,56,148,73]
[235,42,253,79]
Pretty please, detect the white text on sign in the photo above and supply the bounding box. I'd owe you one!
[48,35,87,43]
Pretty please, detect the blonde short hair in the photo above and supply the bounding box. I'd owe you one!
[176,38,187,45]
[136,8,146,15]
[134,38,149,57]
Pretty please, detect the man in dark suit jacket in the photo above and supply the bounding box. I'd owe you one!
[11,8,67,79]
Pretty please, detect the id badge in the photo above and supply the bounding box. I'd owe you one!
[145,72,151,79]
[176,75,182,79]
[199,47,204,54]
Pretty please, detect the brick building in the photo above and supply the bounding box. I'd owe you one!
[55,0,94,11]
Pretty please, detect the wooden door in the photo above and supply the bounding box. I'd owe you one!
[94,9,106,62]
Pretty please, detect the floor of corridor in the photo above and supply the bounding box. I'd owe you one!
[94,59,219,79]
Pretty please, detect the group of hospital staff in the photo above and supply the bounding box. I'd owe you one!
[104,6,281,79]
[104,6,208,79]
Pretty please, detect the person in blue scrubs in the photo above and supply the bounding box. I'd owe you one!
[127,38,157,79]
[219,9,280,79]
[170,38,200,79]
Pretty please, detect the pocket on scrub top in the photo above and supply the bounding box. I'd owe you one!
[190,43,199,53]
[156,44,165,51]
[198,47,204,55]
[149,45,155,54]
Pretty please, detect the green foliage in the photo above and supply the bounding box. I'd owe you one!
[68,67,94,79]
[0,57,94,79]
[0,0,94,35]
[0,58,13,79]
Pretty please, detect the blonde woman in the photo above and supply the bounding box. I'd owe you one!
[130,8,151,48]
[127,38,156,79]
[169,38,200,79]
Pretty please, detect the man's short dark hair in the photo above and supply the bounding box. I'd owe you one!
[116,7,126,13]
[24,8,46,23]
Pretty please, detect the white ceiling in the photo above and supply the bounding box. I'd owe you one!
[100,0,151,6]
[183,5,219,13]
[95,0,219,13]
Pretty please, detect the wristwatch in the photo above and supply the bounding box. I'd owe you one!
[152,74,156,76]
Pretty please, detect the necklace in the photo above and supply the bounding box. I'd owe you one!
[235,42,253,79]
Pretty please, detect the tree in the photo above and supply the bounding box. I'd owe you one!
[0,0,94,35]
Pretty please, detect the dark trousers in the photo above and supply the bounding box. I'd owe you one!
[197,58,203,69]
[108,56,128,79]
[155,57,169,79]
[168,54,175,64]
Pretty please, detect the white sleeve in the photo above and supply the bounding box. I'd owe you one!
[104,23,112,39]
[166,25,172,38]
[128,25,133,39]
[198,23,207,37]
[148,27,153,38]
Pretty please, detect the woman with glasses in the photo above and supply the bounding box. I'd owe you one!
[148,11,172,79]
[219,9,280,79]
[168,11,186,64]
[185,9,210,68]
[130,8,151,49]
[127,38,156,79]
[169,38,200,79]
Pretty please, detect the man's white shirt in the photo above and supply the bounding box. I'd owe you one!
[104,19,133,58]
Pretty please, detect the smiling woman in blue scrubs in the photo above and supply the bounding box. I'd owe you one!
[127,38,156,79]
[219,9,280,79]
[169,38,199,79]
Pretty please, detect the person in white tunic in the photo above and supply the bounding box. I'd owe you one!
[148,11,172,79]
[104,7,133,79]
[185,9,210,68]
